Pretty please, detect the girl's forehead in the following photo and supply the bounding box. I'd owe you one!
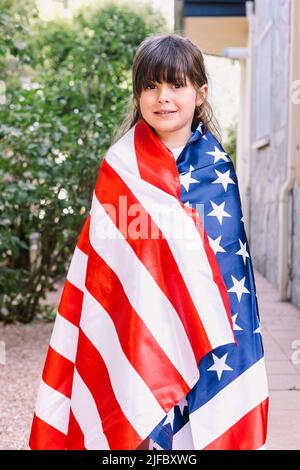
[143,70,189,84]
[145,76,194,88]
[142,58,186,76]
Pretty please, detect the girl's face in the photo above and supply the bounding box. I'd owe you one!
[139,76,208,146]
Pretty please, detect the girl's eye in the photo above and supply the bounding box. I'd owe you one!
[144,82,183,90]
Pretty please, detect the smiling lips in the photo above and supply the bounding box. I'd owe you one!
[154,110,177,116]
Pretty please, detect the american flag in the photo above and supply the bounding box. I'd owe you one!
[29,118,267,450]
[149,122,269,450]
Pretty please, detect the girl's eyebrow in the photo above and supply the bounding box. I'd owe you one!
[145,79,185,85]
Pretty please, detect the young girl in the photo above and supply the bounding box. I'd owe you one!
[29,33,269,451]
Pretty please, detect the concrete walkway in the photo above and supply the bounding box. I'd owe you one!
[255,271,300,450]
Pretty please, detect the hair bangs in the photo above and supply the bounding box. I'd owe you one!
[135,45,192,95]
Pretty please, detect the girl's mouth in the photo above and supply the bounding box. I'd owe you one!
[154,111,177,116]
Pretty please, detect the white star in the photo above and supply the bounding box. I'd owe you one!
[208,200,232,225]
[235,239,250,265]
[163,407,175,429]
[196,123,208,140]
[206,146,229,163]
[184,201,191,207]
[212,169,235,191]
[176,396,188,415]
[227,275,250,302]
[149,440,164,450]
[232,313,243,331]
[208,235,226,255]
[196,122,203,133]
[179,165,201,192]
[241,216,244,223]
[207,353,233,381]
[253,324,261,334]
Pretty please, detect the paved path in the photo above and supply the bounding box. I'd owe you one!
[0,271,300,449]
[256,271,300,450]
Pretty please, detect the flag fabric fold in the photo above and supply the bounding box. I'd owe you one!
[149,121,269,450]
[29,117,266,450]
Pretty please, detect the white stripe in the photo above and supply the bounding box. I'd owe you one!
[172,421,268,450]
[89,194,199,388]
[257,444,266,450]
[149,439,163,450]
[108,126,139,176]
[188,358,269,449]
[80,289,167,439]
[35,380,70,435]
[50,312,79,363]
[71,368,109,449]
[67,246,87,292]
[172,420,195,450]
[106,128,235,349]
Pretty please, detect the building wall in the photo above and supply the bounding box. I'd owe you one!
[291,187,300,307]
[249,0,291,287]
[289,0,300,309]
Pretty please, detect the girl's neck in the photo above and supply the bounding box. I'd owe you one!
[153,127,193,150]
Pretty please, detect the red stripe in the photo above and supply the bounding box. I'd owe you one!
[204,398,269,450]
[42,345,74,399]
[135,119,181,198]
[29,414,66,450]
[85,244,190,411]
[58,279,83,327]
[66,409,86,450]
[75,328,142,450]
[77,215,91,255]
[96,159,212,364]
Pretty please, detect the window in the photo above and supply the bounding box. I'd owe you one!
[254,0,272,142]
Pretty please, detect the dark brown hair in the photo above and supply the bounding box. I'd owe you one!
[112,32,221,143]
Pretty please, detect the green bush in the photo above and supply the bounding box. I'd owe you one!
[0,1,167,323]
[223,123,237,168]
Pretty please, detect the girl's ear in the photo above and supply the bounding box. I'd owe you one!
[196,84,208,106]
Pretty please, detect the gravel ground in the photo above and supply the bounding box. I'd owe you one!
[0,283,63,450]
[0,320,53,449]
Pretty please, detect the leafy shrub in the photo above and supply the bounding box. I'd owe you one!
[0,1,167,322]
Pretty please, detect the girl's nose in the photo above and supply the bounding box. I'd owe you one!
[158,86,170,102]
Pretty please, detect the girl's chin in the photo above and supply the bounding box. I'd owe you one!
[150,118,180,127]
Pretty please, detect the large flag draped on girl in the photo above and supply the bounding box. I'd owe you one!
[149,121,269,450]
[29,118,269,450]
